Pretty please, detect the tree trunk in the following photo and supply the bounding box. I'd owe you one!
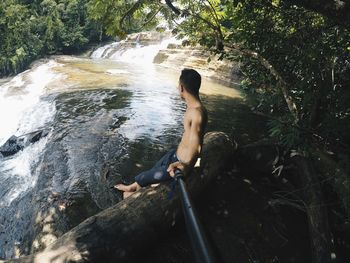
[293,155,331,263]
[6,132,235,263]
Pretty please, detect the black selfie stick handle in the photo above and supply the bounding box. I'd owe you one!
[174,169,216,263]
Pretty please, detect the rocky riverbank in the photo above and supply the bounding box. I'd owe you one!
[153,43,241,88]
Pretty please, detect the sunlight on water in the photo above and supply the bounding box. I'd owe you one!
[90,34,242,99]
[118,67,183,140]
[0,61,61,144]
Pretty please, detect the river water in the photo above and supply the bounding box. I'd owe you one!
[0,37,244,259]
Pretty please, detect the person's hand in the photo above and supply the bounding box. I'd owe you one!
[167,161,185,177]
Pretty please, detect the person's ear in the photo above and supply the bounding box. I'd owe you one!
[180,84,184,92]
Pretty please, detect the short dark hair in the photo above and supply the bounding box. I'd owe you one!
[179,68,201,96]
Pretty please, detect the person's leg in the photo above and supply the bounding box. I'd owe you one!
[114,181,140,192]
[135,149,178,186]
[114,182,141,199]
[134,165,171,186]
[114,149,177,199]
[115,164,171,199]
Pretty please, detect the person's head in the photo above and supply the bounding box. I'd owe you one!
[178,68,201,98]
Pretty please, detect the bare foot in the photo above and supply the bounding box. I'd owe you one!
[123,191,135,199]
[114,182,141,199]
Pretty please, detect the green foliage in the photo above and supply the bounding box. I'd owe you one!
[267,119,301,149]
[87,0,164,37]
[0,0,104,76]
[223,1,350,152]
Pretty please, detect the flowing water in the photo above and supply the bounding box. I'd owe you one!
[0,37,245,259]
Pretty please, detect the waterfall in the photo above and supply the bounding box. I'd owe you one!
[91,35,181,65]
[0,60,62,206]
[90,42,121,59]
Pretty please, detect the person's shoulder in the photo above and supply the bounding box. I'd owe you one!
[188,106,206,121]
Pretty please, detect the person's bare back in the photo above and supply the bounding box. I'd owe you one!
[115,69,207,198]
[176,105,207,170]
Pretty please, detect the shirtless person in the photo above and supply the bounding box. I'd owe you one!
[114,68,207,199]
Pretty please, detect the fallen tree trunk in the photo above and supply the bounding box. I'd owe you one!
[6,131,235,263]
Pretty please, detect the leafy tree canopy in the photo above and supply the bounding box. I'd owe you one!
[0,0,104,76]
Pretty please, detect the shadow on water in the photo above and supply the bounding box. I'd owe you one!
[202,94,268,145]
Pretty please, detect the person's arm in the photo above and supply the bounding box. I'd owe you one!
[167,111,203,177]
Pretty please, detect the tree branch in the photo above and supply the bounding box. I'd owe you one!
[119,0,145,31]
[135,6,164,31]
[161,1,224,49]
[183,10,217,31]
[164,0,181,15]
[204,0,224,46]
[205,0,220,28]
[225,43,300,122]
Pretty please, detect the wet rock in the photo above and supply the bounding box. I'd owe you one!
[28,129,49,144]
[0,129,50,157]
[153,45,241,88]
[0,135,24,157]
[0,89,132,258]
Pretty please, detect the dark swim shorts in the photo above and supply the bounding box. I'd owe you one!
[135,149,179,187]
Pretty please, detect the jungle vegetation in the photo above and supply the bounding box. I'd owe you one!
[0,0,104,76]
[1,1,349,262]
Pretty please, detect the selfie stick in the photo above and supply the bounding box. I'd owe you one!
[174,169,216,263]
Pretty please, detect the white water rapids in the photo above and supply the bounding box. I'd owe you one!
[0,61,62,206]
[91,36,181,64]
